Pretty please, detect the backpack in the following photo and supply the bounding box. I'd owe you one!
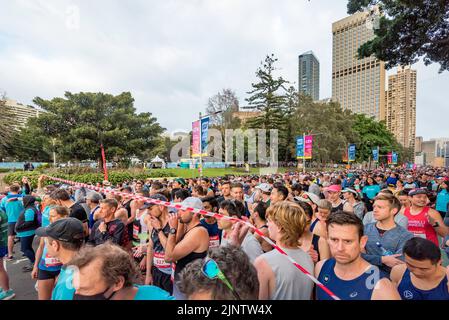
[15,206,40,233]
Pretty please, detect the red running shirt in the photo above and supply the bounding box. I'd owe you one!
[404,207,439,246]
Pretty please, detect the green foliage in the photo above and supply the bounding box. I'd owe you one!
[3,169,178,188]
[348,0,449,72]
[18,91,165,165]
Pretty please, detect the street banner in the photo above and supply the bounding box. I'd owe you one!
[372,148,379,162]
[200,116,210,156]
[387,152,392,164]
[348,144,356,162]
[304,135,313,159]
[296,136,304,159]
[192,120,201,158]
[392,151,398,165]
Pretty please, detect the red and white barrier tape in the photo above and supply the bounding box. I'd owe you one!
[47,176,340,300]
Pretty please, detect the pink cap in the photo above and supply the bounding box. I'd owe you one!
[325,185,342,193]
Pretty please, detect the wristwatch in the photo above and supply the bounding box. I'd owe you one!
[169,228,177,235]
[432,222,440,228]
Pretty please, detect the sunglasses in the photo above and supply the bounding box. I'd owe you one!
[201,257,241,300]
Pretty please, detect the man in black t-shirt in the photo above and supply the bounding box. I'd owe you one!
[50,189,88,237]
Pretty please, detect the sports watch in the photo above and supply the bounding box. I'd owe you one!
[169,228,177,235]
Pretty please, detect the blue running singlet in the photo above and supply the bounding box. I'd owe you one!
[316,258,383,300]
[397,269,449,300]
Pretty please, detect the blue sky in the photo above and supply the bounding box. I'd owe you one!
[0,0,448,140]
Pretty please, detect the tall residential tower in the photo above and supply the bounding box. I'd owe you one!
[298,51,320,101]
[332,8,386,120]
[385,66,417,150]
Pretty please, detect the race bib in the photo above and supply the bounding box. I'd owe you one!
[209,235,220,248]
[44,253,62,268]
[133,224,140,240]
[153,252,171,269]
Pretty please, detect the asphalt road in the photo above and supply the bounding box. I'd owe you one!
[4,237,39,300]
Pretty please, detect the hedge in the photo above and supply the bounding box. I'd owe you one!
[2,169,178,188]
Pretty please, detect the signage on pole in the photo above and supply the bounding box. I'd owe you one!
[200,116,210,156]
[192,120,201,158]
[372,147,379,162]
[392,151,398,165]
[304,135,313,160]
[387,152,393,165]
[296,136,304,159]
[348,144,356,162]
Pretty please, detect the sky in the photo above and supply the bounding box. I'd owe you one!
[0,0,448,141]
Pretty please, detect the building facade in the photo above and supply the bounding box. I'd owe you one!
[332,8,386,120]
[298,51,320,101]
[385,66,417,150]
[3,99,44,131]
[417,138,449,167]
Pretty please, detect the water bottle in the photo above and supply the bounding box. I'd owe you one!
[376,242,393,256]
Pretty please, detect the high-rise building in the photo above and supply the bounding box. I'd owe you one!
[332,8,386,120]
[298,51,320,101]
[3,99,44,131]
[385,66,417,150]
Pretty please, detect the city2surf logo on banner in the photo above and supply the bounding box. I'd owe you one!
[348,144,356,162]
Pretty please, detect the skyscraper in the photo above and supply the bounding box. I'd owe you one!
[385,66,417,150]
[298,51,320,101]
[332,8,386,120]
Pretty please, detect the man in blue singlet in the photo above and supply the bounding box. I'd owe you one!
[315,211,400,300]
[390,237,449,300]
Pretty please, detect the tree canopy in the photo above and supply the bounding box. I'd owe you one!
[13,91,164,165]
[348,0,449,72]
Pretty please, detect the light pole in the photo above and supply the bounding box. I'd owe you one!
[51,138,57,167]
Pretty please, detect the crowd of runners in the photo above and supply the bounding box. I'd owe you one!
[1,166,449,300]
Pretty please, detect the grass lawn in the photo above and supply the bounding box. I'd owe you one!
[161,167,293,179]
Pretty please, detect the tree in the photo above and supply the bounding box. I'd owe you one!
[291,96,359,164]
[0,94,19,159]
[243,54,289,161]
[206,89,240,129]
[30,91,165,168]
[348,0,449,72]
[352,113,401,163]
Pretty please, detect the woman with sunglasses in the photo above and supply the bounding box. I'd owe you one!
[254,201,314,300]
[177,245,259,300]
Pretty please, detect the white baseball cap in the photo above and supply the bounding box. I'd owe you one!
[255,183,272,193]
[180,197,204,211]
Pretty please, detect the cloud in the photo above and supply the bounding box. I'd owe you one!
[0,0,447,142]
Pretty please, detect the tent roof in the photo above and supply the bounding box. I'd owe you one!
[151,155,165,163]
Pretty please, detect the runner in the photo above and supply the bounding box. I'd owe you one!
[315,211,400,300]
[391,237,449,300]
[200,197,221,249]
[219,200,263,263]
[362,193,414,277]
[85,192,102,230]
[0,184,24,260]
[362,177,381,212]
[31,206,69,300]
[404,188,449,246]
[342,188,366,219]
[69,243,174,300]
[35,218,85,300]
[88,199,127,247]
[0,206,15,300]
[178,245,259,300]
[325,185,344,213]
[230,183,251,217]
[164,197,209,299]
[270,185,289,205]
[436,180,449,219]
[249,201,272,253]
[15,195,40,272]
[144,194,172,293]
[50,189,88,237]
[254,201,314,300]
[216,180,232,204]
